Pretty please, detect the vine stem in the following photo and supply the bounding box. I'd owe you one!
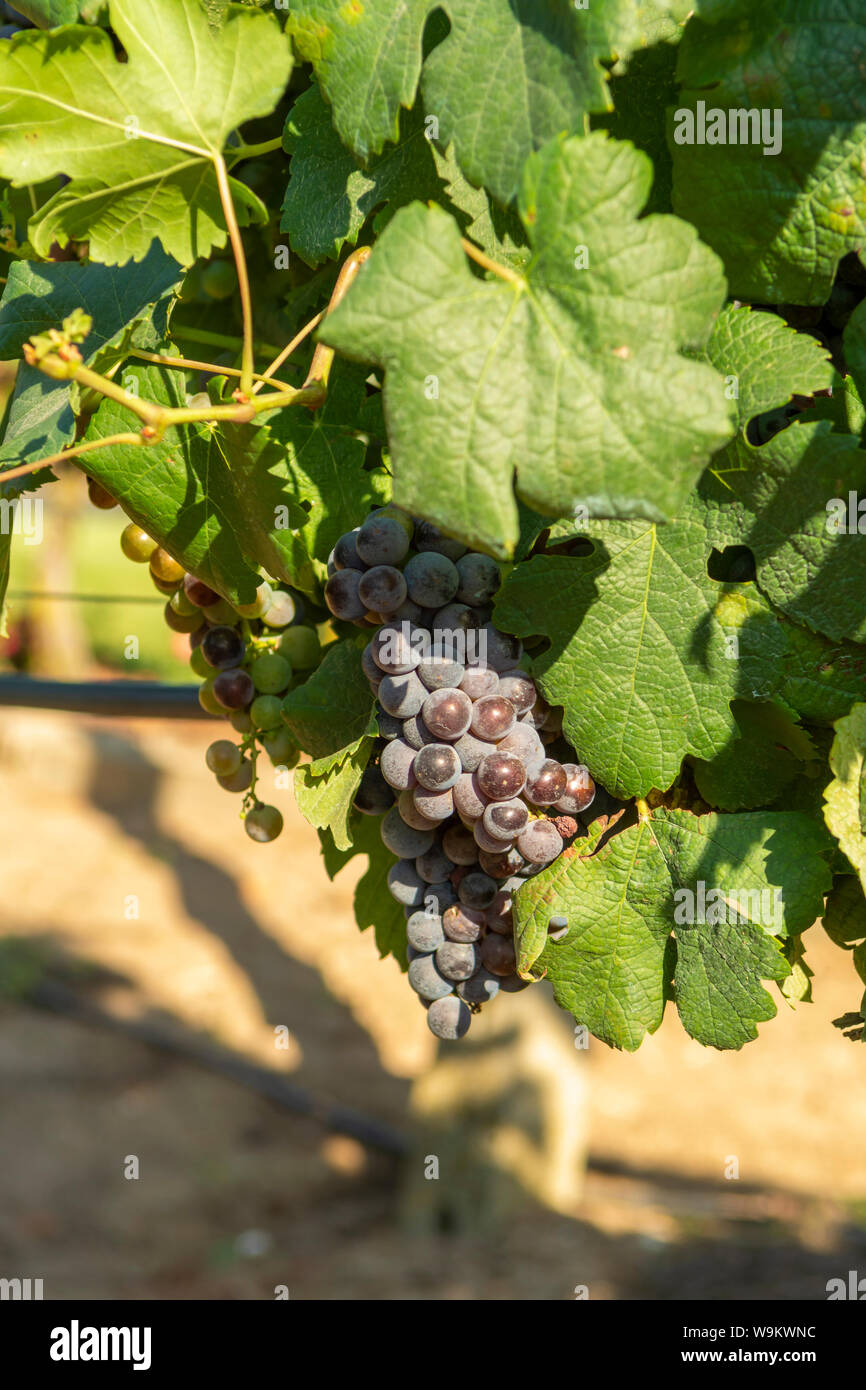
[635,798,652,823]
[227,136,283,162]
[460,237,523,286]
[130,349,296,394]
[213,153,255,395]
[253,310,324,395]
[171,325,283,358]
[302,246,372,395]
[0,432,145,485]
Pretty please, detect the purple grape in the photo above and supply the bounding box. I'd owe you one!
[183,572,220,608]
[520,694,551,730]
[478,846,526,879]
[358,564,407,613]
[474,820,510,853]
[480,933,517,976]
[555,763,596,814]
[324,568,366,620]
[417,645,465,691]
[442,823,480,865]
[371,623,423,675]
[499,973,531,993]
[362,642,383,689]
[408,953,453,1001]
[496,669,537,714]
[458,970,500,1005]
[434,602,480,634]
[380,805,434,857]
[422,687,472,740]
[402,712,436,751]
[413,742,462,791]
[398,788,440,831]
[453,771,488,821]
[356,514,411,567]
[377,709,402,740]
[498,723,545,766]
[455,552,500,606]
[426,995,472,1039]
[406,910,445,953]
[476,751,526,800]
[387,860,427,907]
[485,890,514,935]
[404,551,460,608]
[413,521,467,562]
[481,624,523,672]
[353,764,395,815]
[435,941,479,982]
[524,759,568,806]
[392,598,425,626]
[380,738,418,790]
[378,670,427,718]
[202,625,245,670]
[442,903,486,943]
[482,799,528,841]
[470,694,516,741]
[334,529,365,570]
[458,871,498,910]
[213,668,254,710]
[459,665,498,699]
[413,786,455,822]
[517,820,563,865]
[452,730,496,773]
[416,844,456,884]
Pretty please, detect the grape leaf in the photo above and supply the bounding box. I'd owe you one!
[430,144,528,271]
[698,305,866,644]
[844,298,866,419]
[318,814,408,968]
[0,0,291,263]
[780,935,813,1005]
[81,363,261,604]
[10,1,82,25]
[0,244,182,490]
[671,3,866,303]
[824,703,866,894]
[778,622,866,725]
[494,512,788,799]
[515,808,830,1050]
[321,133,731,557]
[280,636,377,761]
[293,736,374,851]
[823,873,866,948]
[281,88,443,268]
[691,699,814,811]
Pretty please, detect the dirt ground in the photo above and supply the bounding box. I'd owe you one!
[0,708,864,1301]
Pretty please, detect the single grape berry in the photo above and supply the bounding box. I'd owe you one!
[412,786,454,822]
[370,624,423,675]
[164,599,201,633]
[198,678,224,716]
[234,581,273,618]
[406,910,445,953]
[458,871,498,910]
[413,521,467,562]
[378,671,427,719]
[426,995,472,1039]
[212,667,255,711]
[380,805,434,858]
[377,709,403,742]
[87,476,118,509]
[442,903,485,943]
[189,645,211,679]
[413,743,462,792]
[217,759,253,793]
[183,572,220,607]
[422,687,472,740]
[203,598,237,626]
[478,846,525,879]
[442,823,479,865]
[436,941,479,982]
[482,799,529,841]
[387,860,427,908]
[358,564,408,614]
[250,652,292,694]
[481,624,523,672]
[480,933,517,977]
[149,547,185,587]
[476,751,526,801]
[356,514,411,568]
[230,709,253,734]
[434,602,479,633]
[496,670,537,715]
[554,763,596,815]
[201,625,245,670]
[205,740,242,778]
[402,713,436,751]
[517,820,563,865]
[261,590,297,628]
[278,625,321,669]
[417,645,465,691]
[452,771,488,821]
[398,789,439,831]
[455,552,500,606]
[353,764,394,816]
[416,844,456,884]
[497,724,545,766]
[485,890,514,935]
[333,529,365,571]
[452,730,495,773]
[244,803,283,843]
[470,694,516,742]
[404,551,460,609]
[459,665,499,700]
[458,970,500,1006]
[120,523,157,563]
[261,727,299,767]
[250,694,283,730]
[524,759,568,806]
[474,819,509,853]
[408,953,453,1002]
[380,738,418,791]
[324,568,366,622]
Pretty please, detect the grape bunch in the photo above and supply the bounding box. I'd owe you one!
[327,508,596,1042]
[87,475,326,843]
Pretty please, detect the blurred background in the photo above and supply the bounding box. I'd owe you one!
[0,462,865,1301]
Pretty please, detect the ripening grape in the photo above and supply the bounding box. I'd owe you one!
[406,910,445,953]
[480,625,523,672]
[377,709,403,741]
[458,871,498,910]
[183,572,220,608]
[408,953,453,1002]
[426,994,472,1039]
[356,514,411,568]
[478,846,525,879]
[554,763,596,815]
[403,551,460,609]
[203,598,237,626]
[164,599,201,633]
[455,552,500,606]
[249,695,283,730]
[413,743,462,792]
[524,759,568,806]
[206,740,242,778]
[413,521,467,562]
[474,820,509,853]
[121,523,157,563]
[362,643,382,689]
[387,859,427,907]
[250,652,292,694]
[370,625,422,675]
[441,823,478,865]
[434,602,479,634]
[378,671,427,719]
[482,798,529,841]
[202,625,245,670]
[516,820,563,865]
[380,738,418,791]
[485,890,514,935]
[217,759,253,793]
[149,547,185,586]
[469,694,516,742]
[234,581,273,618]
[412,786,454,822]
[416,844,455,884]
[452,771,488,821]
[87,476,117,509]
[278,625,321,669]
[189,645,211,679]
[353,764,394,815]
[380,805,434,858]
[261,590,297,628]
[230,709,253,734]
[520,694,550,730]
[476,751,526,801]
[402,713,435,750]
[244,803,284,843]
[417,645,465,691]
[358,564,408,613]
[499,973,530,993]
[497,724,545,766]
[334,529,364,571]
[496,670,537,715]
[480,933,517,977]
[324,568,366,621]
[442,903,486,943]
[458,970,500,1005]
[198,678,224,715]
[398,788,439,831]
[261,727,299,767]
[212,667,255,711]
[458,665,498,699]
[422,687,472,740]
[435,941,479,982]
[452,730,495,773]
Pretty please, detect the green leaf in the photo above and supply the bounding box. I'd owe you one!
[280,636,377,760]
[0,244,182,488]
[431,143,529,271]
[691,698,813,811]
[698,305,866,644]
[515,808,829,1050]
[322,133,731,557]
[81,362,261,604]
[10,1,83,25]
[824,703,866,894]
[822,873,866,949]
[319,814,408,968]
[494,511,788,799]
[844,299,866,422]
[778,622,866,726]
[294,736,374,851]
[281,88,443,267]
[780,934,813,1005]
[672,4,866,303]
[0,0,291,263]
[288,0,611,205]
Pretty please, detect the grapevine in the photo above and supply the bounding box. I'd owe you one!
[0,0,864,1061]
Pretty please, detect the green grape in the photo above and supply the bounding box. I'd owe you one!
[205,739,242,777]
[149,547,186,587]
[198,677,224,715]
[201,260,236,299]
[169,587,198,617]
[217,759,253,793]
[234,581,272,618]
[244,803,284,843]
[189,645,211,678]
[250,651,292,694]
[120,523,157,563]
[164,600,201,633]
[261,590,296,628]
[260,726,299,767]
[277,624,321,669]
[250,694,283,730]
[230,709,254,733]
[203,598,237,626]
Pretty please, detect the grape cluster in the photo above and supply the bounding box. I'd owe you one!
[329,509,596,1042]
[88,475,326,843]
